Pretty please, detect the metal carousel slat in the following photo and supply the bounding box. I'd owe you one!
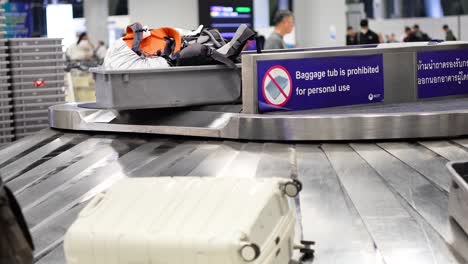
[24,141,163,229]
[0,129,61,168]
[32,203,87,260]
[322,144,439,264]
[377,142,452,192]
[418,141,468,161]
[7,137,115,194]
[18,146,118,212]
[158,142,221,176]
[187,141,243,177]
[0,131,466,264]
[220,142,264,178]
[296,144,386,264]
[351,143,450,237]
[255,143,294,179]
[128,141,203,177]
[1,134,83,182]
[350,143,462,262]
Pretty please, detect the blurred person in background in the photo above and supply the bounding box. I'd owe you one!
[443,25,457,41]
[357,19,380,44]
[66,32,95,61]
[378,32,385,44]
[346,26,357,45]
[386,33,398,43]
[412,24,431,41]
[404,26,418,42]
[264,10,294,50]
[95,40,108,63]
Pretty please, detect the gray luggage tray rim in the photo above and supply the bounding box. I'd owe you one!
[447,161,468,189]
[9,51,64,56]
[11,65,65,71]
[90,64,241,74]
[10,59,65,64]
[8,44,63,49]
[8,38,63,41]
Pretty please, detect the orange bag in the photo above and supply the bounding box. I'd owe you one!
[123,23,181,57]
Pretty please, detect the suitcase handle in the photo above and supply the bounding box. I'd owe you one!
[79,193,105,217]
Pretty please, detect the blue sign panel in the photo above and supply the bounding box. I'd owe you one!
[417,49,468,98]
[257,55,384,113]
[2,3,33,38]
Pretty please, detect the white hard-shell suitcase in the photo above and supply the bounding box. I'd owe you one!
[64,177,307,264]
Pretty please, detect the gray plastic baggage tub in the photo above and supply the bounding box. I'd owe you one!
[9,51,64,62]
[91,65,241,110]
[8,44,63,54]
[447,161,468,235]
[11,73,65,83]
[10,66,65,76]
[10,59,65,68]
[8,38,62,46]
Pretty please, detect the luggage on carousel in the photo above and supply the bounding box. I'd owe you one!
[447,161,468,261]
[64,177,309,264]
[96,23,255,110]
[447,161,468,234]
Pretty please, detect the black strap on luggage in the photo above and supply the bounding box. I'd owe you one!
[129,22,145,56]
[210,49,237,69]
[200,29,226,48]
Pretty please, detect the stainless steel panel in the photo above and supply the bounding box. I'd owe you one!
[241,54,256,114]
[296,144,385,264]
[0,129,59,168]
[18,146,118,210]
[0,130,465,264]
[158,143,220,176]
[24,141,166,228]
[187,141,242,176]
[220,142,264,178]
[1,134,80,182]
[452,138,468,150]
[255,143,293,179]
[128,142,202,177]
[7,137,112,194]
[36,244,65,264]
[377,142,452,192]
[350,143,450,238]
[383,52,416,103]
[418,141,468,161]
[50,100,468,141]
[32,202,87,260]
[394,191,462,264]
[322,144,439,264]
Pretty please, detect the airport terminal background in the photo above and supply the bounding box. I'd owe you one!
[4,0,468,51]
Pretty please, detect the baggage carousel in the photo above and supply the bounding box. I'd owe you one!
[4,42,468,263]
[2,126,468,264]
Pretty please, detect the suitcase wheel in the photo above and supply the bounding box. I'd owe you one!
[240,243,260,262]
[298,240,315,262]
[283,180,302,198]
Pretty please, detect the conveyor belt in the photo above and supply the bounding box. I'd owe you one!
[1,129,468,264]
